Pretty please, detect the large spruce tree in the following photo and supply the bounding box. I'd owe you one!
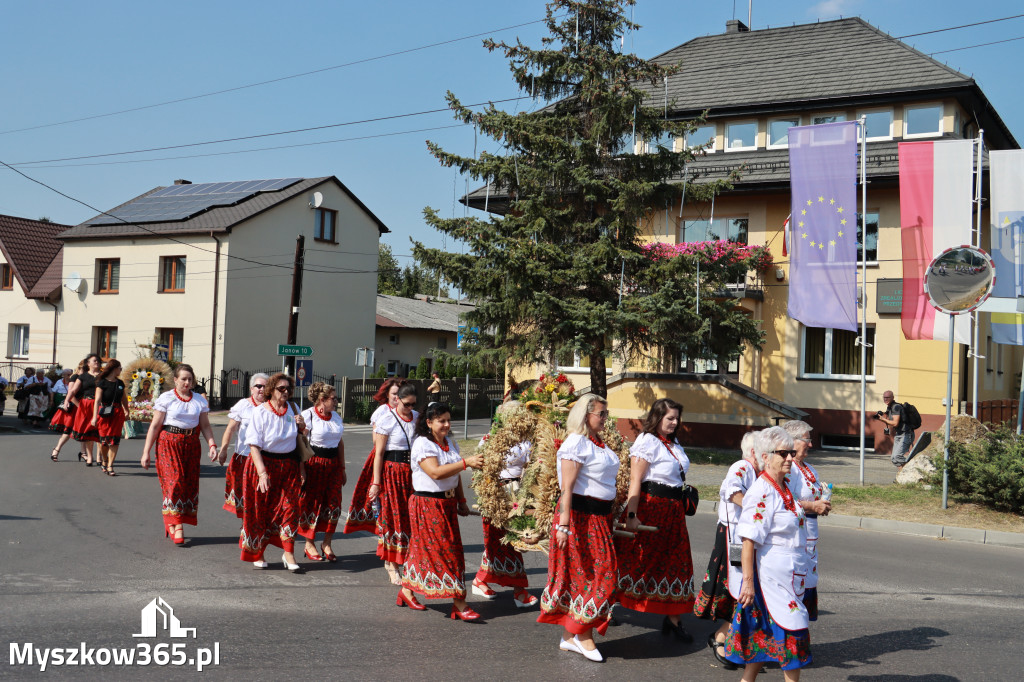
[415,0,766,396]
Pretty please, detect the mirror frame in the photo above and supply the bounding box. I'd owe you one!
[923,245,995,314]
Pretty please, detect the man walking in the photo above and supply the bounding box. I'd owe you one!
[877,390,913,468]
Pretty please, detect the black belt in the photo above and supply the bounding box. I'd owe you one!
[311,445,338,459]
[261,448,299,462]
[806,512,819,519]
[641,480,685,500]
[414,489,457,499]
[163,425,198,435]
[571,494,614,516]
[384,449,410,464]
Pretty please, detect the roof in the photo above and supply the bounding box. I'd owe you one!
[375,295,473,332]
[59,176,389,240]
[0,214,69,299]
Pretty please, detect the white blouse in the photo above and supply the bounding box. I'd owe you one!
[247,402,299,454]
[373,409,418,451]
[477,435,531,479]
[228,398,258,456]
[735,475,807,550]
[302,407,344,449]
[370,403,392,427]
[789,460,824,540]
[718,458,759,528]
[412,436,462,492]
[557,433,619,501]
[630,432,689,487]
[154,390,209,429]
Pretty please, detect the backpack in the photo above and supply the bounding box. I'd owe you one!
[902,402,922,431]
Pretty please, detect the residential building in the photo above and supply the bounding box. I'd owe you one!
[375,294,472,376]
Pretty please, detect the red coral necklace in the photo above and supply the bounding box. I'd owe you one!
[760,471,798,516]
[795,461,817,484]
[268,401,287,417]
[433,436,450,452]
[588,434,605,449]
[315,406,331,421]
[173,388,192,403]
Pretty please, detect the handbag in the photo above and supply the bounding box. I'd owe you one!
[99,402,115,417]
[291,402,315,462]
[682,480,699,517]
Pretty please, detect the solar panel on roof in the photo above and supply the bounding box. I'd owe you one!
[89,178,303,225]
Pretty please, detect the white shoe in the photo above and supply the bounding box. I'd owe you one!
[252,560,268,569]
[512,590,539,608]
[559,637,582,654]
[573,636,603,662]
[472,582,498,600]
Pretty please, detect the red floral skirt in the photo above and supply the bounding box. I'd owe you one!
[49,403,76,434]
[239,453,301,561]
[72,398,100,443]
[694,522,738,622]
[343,447,377,534]
[156,430,200,529]
[97,405,126,446]
[615,491,696,615]
[375,460,413,564]
[222,453,246,518]
[401,495,466,600]
[475,517,528,588]
[537,507,617,635]
[297,453,345,539]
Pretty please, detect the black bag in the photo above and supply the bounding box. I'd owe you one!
[902,402,922,431]
[682,484,699,516]
[99,402,115,417]
[13,387,27,401]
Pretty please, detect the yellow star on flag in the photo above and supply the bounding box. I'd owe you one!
[798,221,805,228]
[818,243,824,249]
[838,230,844,238]
[801,209,806,215]
[818,196,825,202]
[807,200,813,206]
[829,198,835,205]
[801,232,807,238]
[840,218,847,226]
[810,240,816,247]
[829,239,836,246]
[837,206,844,213]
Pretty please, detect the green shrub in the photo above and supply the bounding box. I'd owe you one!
[937,426,1024,514]
[349,397,376,423]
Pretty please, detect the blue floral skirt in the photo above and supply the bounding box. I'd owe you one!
[725,566,812,671]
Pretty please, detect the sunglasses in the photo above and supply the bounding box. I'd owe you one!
[773,449,797,457]
[253,384,266,390]
[275,385,292,393]
[401,400,417,408]
[590,410,609,419]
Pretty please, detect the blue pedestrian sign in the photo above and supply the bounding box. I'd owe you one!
[457,325,480,350]
[296,359,313,387]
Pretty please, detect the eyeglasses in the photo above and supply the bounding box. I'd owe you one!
[275,385,292,393]
[773,449,797,457]
[590,410,609,419]
[796,437,812,444]
[253,384,265,390]
[401,400,417,408]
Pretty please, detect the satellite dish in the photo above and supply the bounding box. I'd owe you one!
[309,191,324,209]
[64,272,83,293]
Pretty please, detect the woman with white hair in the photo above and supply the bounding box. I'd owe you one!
[782,420,831,621]
[216,373,269,518]
[537,394,619,663]
[694,429,762,671]
[724,426,812,679]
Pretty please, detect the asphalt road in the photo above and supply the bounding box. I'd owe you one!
[925,269,991,312]
[2,420,1022,680]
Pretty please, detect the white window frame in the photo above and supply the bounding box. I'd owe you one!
[679,216,749,245]
[800,326,875,381]
[857,108,893,141]
[812,113,847,125]
[684,123,717,152]
[645,132,676,154]
[386,360,400,376]
[388,334,400,345]
[903,103,944,139]
[725,120,758,152]
[680,353,739,375]
[555,350,613,374]
[767,117,800,149]
[854,210,880,265]
[8,324,29,358]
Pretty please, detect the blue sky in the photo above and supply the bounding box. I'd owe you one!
[2,0,1022,268]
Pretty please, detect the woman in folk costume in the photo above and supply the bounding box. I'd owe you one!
[216,373,269,518]
[141,364,217,546]
[471,401,537,608]
[538,394,619,663]
[725,427,813,679]
[239,372,307,572]
[49,360,88,462]
[398,402,483,618]
[782,420,831,620]
[616,398,696,641]
[344,377,405,535]
[694,430,761,670]
[297,382,346,562]
[71,354,103,466]
[367,383,419,584]
[91,358,130,475]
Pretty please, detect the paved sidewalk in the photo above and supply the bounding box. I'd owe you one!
[687,447,899,487]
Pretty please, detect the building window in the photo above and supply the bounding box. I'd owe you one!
[812,113,846,125]
[96,258,120,294]
[801,326,874,380]
[904,104,943,138]
[95,327,118,360]
[8,324,29,358]
[157,328,184,363]
[725,121,757,151]
[437,337,448,350]
[858,109,893,141]
[160,256,186,292]
[389,334,400,345]
[555,348,614,373]
[680,217,748,244]
[645,131,675,153]
[685,123,716,151]
[1,263,13,290]
[314,208,337,243]
[680,353,739,375]
[854,212,879,263]
[386,360,400,376]
[768,118,799,148]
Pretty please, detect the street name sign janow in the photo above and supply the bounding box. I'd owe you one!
[277,344,314,357]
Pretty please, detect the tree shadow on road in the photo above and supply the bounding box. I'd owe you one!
[813,626,949,670]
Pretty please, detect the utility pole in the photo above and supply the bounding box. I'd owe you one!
[285,235,305,375]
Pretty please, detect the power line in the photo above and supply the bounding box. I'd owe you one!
[895,13,1024,39]
[929,34,1024,56]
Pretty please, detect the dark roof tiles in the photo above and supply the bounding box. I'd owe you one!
[0,214,69,297]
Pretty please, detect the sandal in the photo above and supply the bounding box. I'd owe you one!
[711,639,738,670]
[321,544,337,563]
[106,467,117,476]
[50,448,59,462]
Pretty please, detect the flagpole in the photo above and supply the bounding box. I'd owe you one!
[943,314,955,510]
[859,116,867,486]
[972,130,984,418]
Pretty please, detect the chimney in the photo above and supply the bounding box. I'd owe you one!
[174,179,192,185]
[725,19,749,34]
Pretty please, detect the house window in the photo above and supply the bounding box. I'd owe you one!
[389,334,400,345]
[768,118,799,148]
[854,212,879,263]
[801,326,875,380]
[812,113,846,125]
[157,328,184,363]
[386,360,400,376]
[645,131,675,153]
[437,337,448,350]
[685,123,716,151]
[95,327,118,360]
[314,208,337,243]
[680,353,739,375]
[858,109,893,141]
[159,256,186,292]
[681,217,748,244]
[96,258,120,293]
[1,264,13,290]
[904,104,943,138]
[8,324,29,358]
[725,121,757,151]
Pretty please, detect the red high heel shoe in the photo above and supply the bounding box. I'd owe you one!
[396,590,426,610]
[450,605,481,621]
[304,547,323,562]
[171,527,187,547]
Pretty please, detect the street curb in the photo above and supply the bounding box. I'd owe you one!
[703,501,1024,548]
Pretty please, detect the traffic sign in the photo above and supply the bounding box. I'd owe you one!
[277,344,314,357]
[295,359,313,387]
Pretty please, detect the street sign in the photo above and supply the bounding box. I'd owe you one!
[355,347,374,367]
[277,344,314,357]
[296,359,313,387]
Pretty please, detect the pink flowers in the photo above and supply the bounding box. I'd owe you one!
[643,240,774,270]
